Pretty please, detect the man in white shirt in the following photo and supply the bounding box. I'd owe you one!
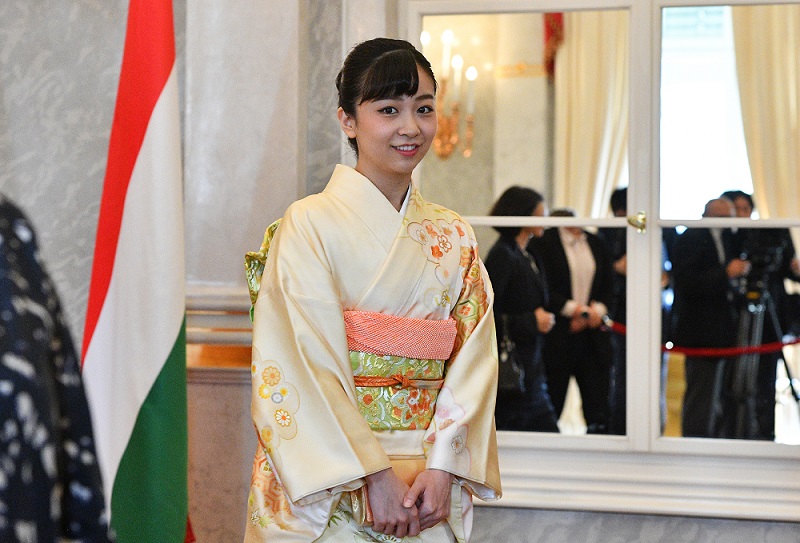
[528,209,615,434]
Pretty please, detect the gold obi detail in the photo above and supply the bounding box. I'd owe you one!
[350,351,445,431]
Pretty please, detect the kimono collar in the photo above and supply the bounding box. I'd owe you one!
[324,164,408,249]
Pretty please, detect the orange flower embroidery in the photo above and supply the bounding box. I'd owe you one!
[431,245,443,258]
[251,354,300,455]
[262,366,281,386]
[438,235,452,253]
[459,246,472,268]
[274,409,292,427]
[407,388,432,416]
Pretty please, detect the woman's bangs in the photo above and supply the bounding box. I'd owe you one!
[359,50,420,103]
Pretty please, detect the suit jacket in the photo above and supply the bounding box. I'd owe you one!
[598,226,627,323]
[485,235,548,345]
[527,228,614,317]
[670,228,737,348]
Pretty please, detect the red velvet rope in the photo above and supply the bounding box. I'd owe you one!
[601,317,800,358]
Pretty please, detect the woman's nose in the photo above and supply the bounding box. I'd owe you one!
[398,112,420,136]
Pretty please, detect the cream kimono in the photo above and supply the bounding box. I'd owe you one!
[244,165,502,542]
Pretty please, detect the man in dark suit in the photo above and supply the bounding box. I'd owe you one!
[670,197,751,438]
[528,208,615,434]
[598,187,628,435]
[720,190,800,439]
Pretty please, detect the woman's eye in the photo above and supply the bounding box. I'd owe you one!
[379,106,398,114]
[418,105,434,114]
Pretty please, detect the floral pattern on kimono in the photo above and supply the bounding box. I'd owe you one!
[244,165,501,543]
[350,351,444,430]
[251,351,300,469]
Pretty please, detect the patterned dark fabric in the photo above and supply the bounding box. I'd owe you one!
[0,195,113,542]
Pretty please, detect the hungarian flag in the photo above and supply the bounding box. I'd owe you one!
[81,1,189,542]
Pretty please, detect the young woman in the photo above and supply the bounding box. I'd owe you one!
[244,38,501,542]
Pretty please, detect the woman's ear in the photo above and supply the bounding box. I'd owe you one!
[338,107,357,138]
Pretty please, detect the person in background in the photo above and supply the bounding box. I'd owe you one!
[485,186,559,433]
[528,208,614,434]
[598,187,628,435]
[719,190,800,439]
[0,194,113,542]
[244,38,500,542]
[599,187,674,434]
[670,197,750,438]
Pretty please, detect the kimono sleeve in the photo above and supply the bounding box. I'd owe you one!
[250,203,390,504]
[423,230,502,501]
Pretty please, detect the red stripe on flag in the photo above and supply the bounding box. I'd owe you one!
[82,0,176,362]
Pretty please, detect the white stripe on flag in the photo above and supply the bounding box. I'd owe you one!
[83,66,185,510]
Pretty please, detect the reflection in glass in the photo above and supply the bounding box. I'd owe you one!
[660,5,800,443]
[660,6,753,219]
[485,187,561,433]
[419,10,631,435]
[660,5,800,220]
[662,199,800,442]
[418,11,629,219]
[477,216,628,437]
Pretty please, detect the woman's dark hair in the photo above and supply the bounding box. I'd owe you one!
[609,186,627,215]
[720,189,755,211]
[489,186,544,238]
[336,38,437,155]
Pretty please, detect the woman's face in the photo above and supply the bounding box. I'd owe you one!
[338,66,437,187]
[528,201,546,238]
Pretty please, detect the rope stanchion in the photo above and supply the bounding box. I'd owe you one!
[600,315,800,358]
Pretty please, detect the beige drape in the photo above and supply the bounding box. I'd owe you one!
[732,4,800,219]
[553,10,629,218]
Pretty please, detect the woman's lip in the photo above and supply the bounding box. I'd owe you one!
[393,144,419,156]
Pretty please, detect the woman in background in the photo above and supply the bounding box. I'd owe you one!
[485,186,559,432]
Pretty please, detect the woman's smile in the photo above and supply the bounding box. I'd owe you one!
[393,144,420,157]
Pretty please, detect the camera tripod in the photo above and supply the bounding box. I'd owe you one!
[725,279,800,439]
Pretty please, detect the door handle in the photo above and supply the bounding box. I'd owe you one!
[627,211,646,233]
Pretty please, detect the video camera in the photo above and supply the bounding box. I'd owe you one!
[738,228,789,293]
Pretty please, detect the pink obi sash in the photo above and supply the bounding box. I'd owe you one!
[343,310,457,361]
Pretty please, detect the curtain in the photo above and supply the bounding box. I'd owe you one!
[553,10,629,218]
[732,5,800,220]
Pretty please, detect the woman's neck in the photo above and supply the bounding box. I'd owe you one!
[378,182,411,211]
[356,166,411,211]
[515,230,531,250]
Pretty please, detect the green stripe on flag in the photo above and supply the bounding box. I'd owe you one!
[111,320,188,542]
